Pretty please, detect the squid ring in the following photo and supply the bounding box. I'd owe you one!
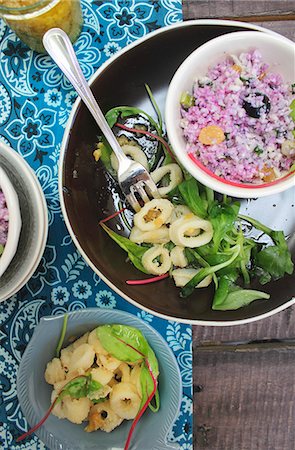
[170,246,188,268]
[169,216,213,248]
[134,198,173,231]
[151,163,183,196]
[129,225,170,244]
[141,245,171,275]
[111,144,149,171]
[172,268,212,288]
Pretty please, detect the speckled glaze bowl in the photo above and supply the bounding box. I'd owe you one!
[59,20,295,325]
[0,141,48,301]
[17,308,182,450]
[165,31,295,198]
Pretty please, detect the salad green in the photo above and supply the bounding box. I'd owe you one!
[96,87,294,312]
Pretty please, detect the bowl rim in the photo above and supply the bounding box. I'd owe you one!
[17,307,183,450]
[59,19,295,326]
[0,165,22,278]
[165,30,295,198]
[0,141,49,300]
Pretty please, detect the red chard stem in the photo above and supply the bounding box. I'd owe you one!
[124,357,158,450]
[115,122,176,161]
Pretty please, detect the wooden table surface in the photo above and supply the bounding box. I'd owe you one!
[182,1,295,449]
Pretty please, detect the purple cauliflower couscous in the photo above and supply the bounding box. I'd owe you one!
[0,189,9,256]
[180,49,295,184]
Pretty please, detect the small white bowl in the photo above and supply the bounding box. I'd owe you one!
[165,31,295,198]
[0,141,48,301]
[0,166,22,278]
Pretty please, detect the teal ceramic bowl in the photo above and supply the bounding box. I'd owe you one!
[17,308,182,450]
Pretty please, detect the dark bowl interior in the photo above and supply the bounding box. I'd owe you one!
[61,22,295,323]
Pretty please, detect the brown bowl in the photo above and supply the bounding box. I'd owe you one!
[59,20,295,325]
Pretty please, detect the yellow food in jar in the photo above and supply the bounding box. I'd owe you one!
[0,0,82,53]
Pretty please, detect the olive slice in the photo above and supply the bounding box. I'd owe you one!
[242,92,271,118]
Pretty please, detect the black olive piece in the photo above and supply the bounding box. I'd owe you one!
[101,410,108,419]
[242,92,271,118]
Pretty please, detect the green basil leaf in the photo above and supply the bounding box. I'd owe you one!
[100,223,150,274]
[96,324,149,362]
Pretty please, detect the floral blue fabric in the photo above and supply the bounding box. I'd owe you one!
[0,1,193,449]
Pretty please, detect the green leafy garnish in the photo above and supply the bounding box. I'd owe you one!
[239,215,294,282]
[96,324,149,363]
[55,313,68,357]
[100,223,150,274]
[253,146,264,155]
[180,91,195,109]
[213,286,270,310]
[290,99,295,121]
[58,375,103,402]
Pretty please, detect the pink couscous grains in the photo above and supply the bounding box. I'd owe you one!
[180,49,295,183]
[0,190,9,253]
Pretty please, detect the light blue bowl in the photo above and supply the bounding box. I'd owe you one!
[17,308,182,450]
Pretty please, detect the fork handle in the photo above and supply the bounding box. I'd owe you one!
[43,28,127,166]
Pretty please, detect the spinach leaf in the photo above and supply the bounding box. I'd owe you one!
[59,376,88,401]
[178,178,208,218]
[255,244,294,280]
[140,363,156,411]
[208,201,240,251]
[212,277,231,308]
[146,345,159,378]
[59,375,103,402]
[100,223,150,274]
[96,324,149,363]
[181,245,241,297]
[105,106,160,132]
[212,287,270,310]
[99,139,116,176]
[239,215,294,280]
[87,378,104,397]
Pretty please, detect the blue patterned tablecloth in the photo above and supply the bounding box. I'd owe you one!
[0,1,193,449]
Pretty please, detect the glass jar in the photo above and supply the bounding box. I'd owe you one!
[0,0,83,53]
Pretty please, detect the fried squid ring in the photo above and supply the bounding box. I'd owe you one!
[129,225,170,244]
[109,382,141,420]
[86,401,123,432]
[111,144,149,171]
[141,245,171,275]
[134,198,173,231]
[169,216,213,248]
[171,268,212,288]
[151,163,183,196]
[170,246,188,268]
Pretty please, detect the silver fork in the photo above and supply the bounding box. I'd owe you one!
[43,28,160,212]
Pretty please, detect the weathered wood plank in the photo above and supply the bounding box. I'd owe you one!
[192,306,295,345]
[182,0,295,20]
[254,20,295,40]
[193,346,295,449]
